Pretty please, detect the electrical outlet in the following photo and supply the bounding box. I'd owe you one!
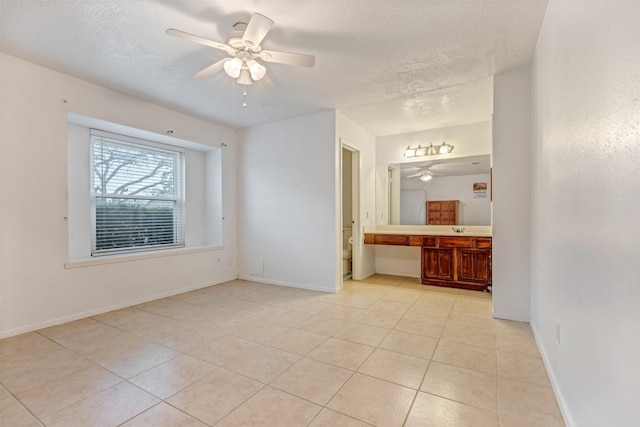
[227,258,232,266]
[217,257,221,264]
[555,322,561,345]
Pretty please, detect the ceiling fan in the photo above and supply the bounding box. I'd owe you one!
[166,13,315,91]
[406,169,444,182]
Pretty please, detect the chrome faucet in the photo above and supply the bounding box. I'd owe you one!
[451,227,466,233]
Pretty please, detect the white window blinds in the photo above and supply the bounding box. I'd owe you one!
[90,130,185,255]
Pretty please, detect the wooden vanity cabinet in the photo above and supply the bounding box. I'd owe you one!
[364,232,492,291]
[427,200,459,225]
[421,236,491,291]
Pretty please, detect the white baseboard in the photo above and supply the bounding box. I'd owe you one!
[373,269,420,279]
[492,311,530,322]
[0,275,237,339]
[237,275,337,294]
[530,322,573,427]
[353,267,376,281]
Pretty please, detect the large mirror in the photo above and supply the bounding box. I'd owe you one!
[375,155,492,226]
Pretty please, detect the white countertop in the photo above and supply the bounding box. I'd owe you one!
[364,225,492,237]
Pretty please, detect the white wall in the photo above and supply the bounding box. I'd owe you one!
[0,53,238,337]
[374,246,422,278]
[336,111,377,281]
[531,2,640,425]
[238,111,338,292]
[402,173,491,225]
[492,66,531,322]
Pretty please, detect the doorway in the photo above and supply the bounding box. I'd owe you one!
[341,141,360,282]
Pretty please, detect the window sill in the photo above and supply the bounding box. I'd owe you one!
[64,245,223,269]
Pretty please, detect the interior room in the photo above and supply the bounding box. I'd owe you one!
[1,1,638,426]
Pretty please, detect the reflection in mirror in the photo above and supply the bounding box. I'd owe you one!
[376,155,491,226]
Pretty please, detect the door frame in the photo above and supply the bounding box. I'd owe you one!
[339,139,361,284]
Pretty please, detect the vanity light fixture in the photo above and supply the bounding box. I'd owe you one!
[438,141,454,154]
[404,146,417,158]
[404,141,454,158]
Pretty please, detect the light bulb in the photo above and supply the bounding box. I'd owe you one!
[223,58,242,78]
[247,60,266,81]
[419,173,433,182]
[438,142,453,154]
[404,146,416,158]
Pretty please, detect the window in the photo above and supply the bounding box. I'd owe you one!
[91,130,185,255]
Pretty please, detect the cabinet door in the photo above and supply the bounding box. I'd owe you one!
[457,249,491,282]
[475,250,491,282]
[422,248,454,280]
[427,201,442,225]
[458,249,476,281]
[441,201,458,225]
[427,200,458,225]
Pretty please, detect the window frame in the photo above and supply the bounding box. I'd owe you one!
[89,129,186,256]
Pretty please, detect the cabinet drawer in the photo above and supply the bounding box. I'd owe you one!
[422,236,436,247]
[475,238,492,248]
[374,234,410,245]
[439,236,474,247]
[409,236,423,246]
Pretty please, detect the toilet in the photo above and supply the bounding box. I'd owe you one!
[342,235,353,277]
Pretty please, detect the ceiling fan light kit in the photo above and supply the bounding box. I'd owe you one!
[404,141,454,158]
[419,172,433,182]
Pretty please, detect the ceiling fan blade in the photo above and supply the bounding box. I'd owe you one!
[165,28,235,55]
[242,13,274,47]
[257,74,274,91]
[260,49,315,67]
[406,172,423,179]
[192,58,228,79]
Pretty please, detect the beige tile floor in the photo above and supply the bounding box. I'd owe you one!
[0,275,565,426]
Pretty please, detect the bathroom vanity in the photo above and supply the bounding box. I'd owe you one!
[364,226,492,292]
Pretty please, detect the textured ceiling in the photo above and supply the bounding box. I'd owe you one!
[0,0,548,136]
